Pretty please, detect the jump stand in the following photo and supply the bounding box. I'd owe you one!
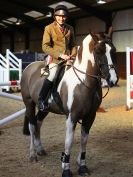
[0,49,22,92]
[126,47,133,110]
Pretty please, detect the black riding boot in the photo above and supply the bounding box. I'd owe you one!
[38,79,53,111]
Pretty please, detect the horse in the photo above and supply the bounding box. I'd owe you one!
[21,33,117,177]
[98,32,119,87]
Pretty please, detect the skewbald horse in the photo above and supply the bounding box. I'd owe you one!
[21,33,117,177]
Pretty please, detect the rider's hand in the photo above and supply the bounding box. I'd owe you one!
[60,54,70,60]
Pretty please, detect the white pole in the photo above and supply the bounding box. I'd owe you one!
[0,108,26,126]
[0,92,22,101]
[19,59,22,82]
[6,49,10,91]
[126,47,130,109]
[126,47,133,110]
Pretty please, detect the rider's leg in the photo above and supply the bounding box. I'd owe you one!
[38,63,58,111]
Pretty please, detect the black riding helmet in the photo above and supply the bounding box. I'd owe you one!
[54,5,69,17]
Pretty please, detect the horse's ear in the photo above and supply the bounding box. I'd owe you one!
[89,29,93,36]
[104,26,113,43]
[77,45,83,63]
[96,33,105,40]
[107,26,113,38]
[90,33,99,43]
[89,33,99,53]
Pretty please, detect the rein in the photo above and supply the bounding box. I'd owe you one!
[72,64,109,99]
[72,65,100,88]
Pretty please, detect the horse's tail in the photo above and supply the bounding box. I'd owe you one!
[23,115,30,135]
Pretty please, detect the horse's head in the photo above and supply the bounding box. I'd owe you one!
[88,34,118,87]
[93,39,110,82]
[95,33,119,87]
[75,33,118,87]
[88,32,118,87]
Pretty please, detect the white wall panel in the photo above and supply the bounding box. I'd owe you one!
[113,31,133,52]
[113,9,133,30]
[113,9,133,51]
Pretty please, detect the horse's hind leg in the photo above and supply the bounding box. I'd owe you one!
[23,95,48,162]
[27,109,48,161]
[34,110,48,156]
[23,101,38,161]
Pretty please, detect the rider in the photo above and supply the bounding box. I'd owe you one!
[38,4,77,111]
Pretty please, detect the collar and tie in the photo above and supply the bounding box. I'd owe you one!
[55,22,67,33]
[59,25,65,33]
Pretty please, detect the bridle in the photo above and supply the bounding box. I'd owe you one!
[70,38,117,98]
[71,61,110,99]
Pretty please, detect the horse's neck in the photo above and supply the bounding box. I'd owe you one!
[74,47,95,71]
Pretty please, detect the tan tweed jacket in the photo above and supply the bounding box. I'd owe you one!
[42,21,77,64]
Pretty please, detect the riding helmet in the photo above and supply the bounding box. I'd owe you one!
[54,5,69,17]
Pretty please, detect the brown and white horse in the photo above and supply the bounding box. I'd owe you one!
[21,33,116,177]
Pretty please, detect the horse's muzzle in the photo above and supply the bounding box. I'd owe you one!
[108,80,115,87]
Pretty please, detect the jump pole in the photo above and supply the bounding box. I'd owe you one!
[0,108,26,126]
[0,92,22,101]
[0,87,25,126]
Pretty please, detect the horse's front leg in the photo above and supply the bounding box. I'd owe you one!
[77,127,90,176]
[61,115,76,177]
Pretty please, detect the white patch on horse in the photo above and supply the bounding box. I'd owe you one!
[58,68,81,110]
[58,34,95,111]
[105,44,117,84]
[75,34,95,72]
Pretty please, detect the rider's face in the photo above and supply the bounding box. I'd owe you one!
[55,15,67,25]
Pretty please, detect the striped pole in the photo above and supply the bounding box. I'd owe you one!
[0,108,26,126]
[0,92,22,101]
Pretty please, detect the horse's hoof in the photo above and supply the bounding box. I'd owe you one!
[29,156,38,162]
[78,165,90,176]
[62,169,73,177]
[37,149,47,156]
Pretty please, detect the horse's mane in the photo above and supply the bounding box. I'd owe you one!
[77,33,99,64]
[89,32,107,62]
[89,33,99,53]
[77,45,83,63]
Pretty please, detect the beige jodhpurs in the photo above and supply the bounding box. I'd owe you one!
[47,63,58,82]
